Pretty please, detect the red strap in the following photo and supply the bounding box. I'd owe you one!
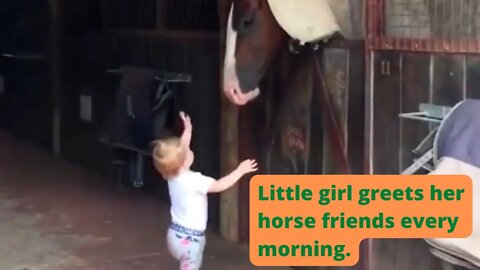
[313,54,352,174]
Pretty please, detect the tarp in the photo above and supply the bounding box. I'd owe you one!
[266,0,340,44]
[266,0,359,44]
[426,99,480,268]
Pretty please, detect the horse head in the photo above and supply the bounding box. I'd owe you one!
[222,0,288,106]
[222,0,344,106]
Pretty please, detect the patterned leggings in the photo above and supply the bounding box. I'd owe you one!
[167,223,206,270]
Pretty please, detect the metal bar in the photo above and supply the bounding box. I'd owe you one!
[398,103,451,124]
[412,127,438,155]
[421,163,433,172]
[419,103,452,118]
[105,68,192,83]
[398,112,443,123]
[401,148,434,175]
[398,102,450,176]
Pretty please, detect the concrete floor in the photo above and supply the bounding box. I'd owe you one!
[0,132,289,270]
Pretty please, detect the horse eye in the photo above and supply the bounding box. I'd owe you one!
[241,14,255,31]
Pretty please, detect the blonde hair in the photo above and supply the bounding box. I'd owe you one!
[151,137,186,180]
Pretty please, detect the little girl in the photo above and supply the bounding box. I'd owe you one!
[152,111,258,270]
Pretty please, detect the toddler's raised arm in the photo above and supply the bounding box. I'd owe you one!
[179,111,192,149]
[208,159,258,193]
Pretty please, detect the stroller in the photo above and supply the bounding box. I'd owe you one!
[402,99,480,270]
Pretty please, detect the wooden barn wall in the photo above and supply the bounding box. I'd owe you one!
[0,0,53,150]
[365,1,480,269]
[259,45,366,176]
[367,51,480,270]
[57,2,222,230]
[216,0,243,242]
[234,41,367,250]
[369,52,480,173]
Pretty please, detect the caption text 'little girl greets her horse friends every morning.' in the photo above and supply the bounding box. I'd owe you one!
[258,184,465,206]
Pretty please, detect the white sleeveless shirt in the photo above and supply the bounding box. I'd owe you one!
[167,170,215,231]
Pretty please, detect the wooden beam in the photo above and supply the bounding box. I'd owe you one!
[49,0,64,155]
[156,0,166,30]
[217,0,239,242]
[219,96,239,242]
[100,0,111,30]
[104,29,219,41]
[237,98,267,243]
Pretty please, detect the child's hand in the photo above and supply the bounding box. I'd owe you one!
[237,159,258,175]
[179,111,192,130]
[179,111,192,148]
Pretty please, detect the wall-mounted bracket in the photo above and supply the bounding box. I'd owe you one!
[399,103,452,175]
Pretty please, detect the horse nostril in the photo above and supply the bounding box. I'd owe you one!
[227,88,240,100]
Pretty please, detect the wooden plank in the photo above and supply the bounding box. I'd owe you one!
[156,0,167,29]
[347,0,366,39]
[363,49,374,270]
[307,83,325,175]
[105,29,219,40]
[304,54,324,175]
[217,0,240,241]
[322,48,349,174]
[260,50,288,175]
[431,54,465,106]
[365,50,374,175]
[274,52,313,175]
[399,53,430,173]
[238,101,262,243]
[187,41,221,231]
[317,45,365,175]
[263,50,295,175]
[219,95,239,242]
[465,55,480,99]
[372,52,401,174]
[345,48,365,175]
[50,0,65,155]
[100,0,111,29]
[328,39,366,49]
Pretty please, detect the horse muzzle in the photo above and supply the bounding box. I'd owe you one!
[223,67,261,106]
[223,85,260,106]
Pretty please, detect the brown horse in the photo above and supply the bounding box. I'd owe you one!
[221,0,346,106]
[222,0,287,105]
